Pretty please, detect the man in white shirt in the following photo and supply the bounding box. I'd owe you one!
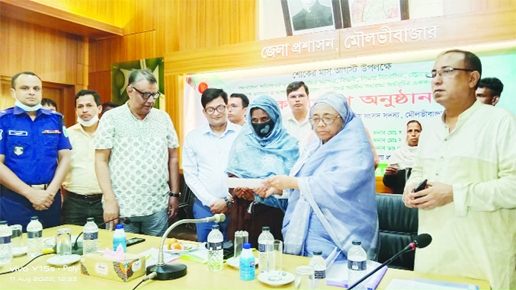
[227,93,249,126]
[283,81,312,150]
[95,69,180,236]
[403,49,516,289]
[182,88,241,242]
[62,90,104,225]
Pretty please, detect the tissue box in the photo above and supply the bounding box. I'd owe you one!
[80,252,146,282]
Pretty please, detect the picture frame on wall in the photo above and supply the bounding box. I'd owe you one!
[341,0,409,28]
[282,0,343,36]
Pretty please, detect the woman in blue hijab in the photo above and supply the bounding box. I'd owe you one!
[226,95,299,246]
[263,92,379,261]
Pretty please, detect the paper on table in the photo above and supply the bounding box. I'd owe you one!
[138,248,180,267]
[385,279,474,290]
[226,178,264,189]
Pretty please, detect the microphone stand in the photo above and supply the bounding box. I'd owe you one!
[347,247,411,290]
[146,214,225,280]
[145,218,198,280]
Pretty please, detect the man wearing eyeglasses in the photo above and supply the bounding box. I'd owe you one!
[227,93,249,126]
[95,69,180,236]
[182,88,241,242]
[403,50,516,289]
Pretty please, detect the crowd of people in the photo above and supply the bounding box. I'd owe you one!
[0,49,514,289]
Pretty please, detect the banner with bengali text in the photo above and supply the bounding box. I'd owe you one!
[184,53,516,175]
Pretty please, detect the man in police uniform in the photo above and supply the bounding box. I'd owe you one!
[0,71,72,230]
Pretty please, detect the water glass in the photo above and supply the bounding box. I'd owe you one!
[234,230,249,258]
[295,266,315,289]
[10,224,23,250]
[267,240,283,281]
[56,228,72,256]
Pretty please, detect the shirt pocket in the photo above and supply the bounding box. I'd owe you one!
[6,136,31,160]
[43,134,59,159]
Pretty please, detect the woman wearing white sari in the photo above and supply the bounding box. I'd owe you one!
[262,92,379,261]
[383,120,422,194]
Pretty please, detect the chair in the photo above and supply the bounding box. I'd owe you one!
[375,193,418,270]
[167,175,198,241]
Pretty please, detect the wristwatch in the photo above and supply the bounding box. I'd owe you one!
[168,192,180,198]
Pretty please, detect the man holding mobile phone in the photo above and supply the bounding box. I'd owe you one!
[403,50,516,289]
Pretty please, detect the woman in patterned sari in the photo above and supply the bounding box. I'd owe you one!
[263,92,379,261]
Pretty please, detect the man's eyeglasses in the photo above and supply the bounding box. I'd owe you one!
[426,67,474,79]
[131,86,161,99]
[205,105,226,114]
[309,115,341,126]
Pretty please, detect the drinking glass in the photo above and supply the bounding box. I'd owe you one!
[233,231,249,259]
[267,240,283,281]
[10,224,23,251]
[56,228,72,256]
[295,266,314,289]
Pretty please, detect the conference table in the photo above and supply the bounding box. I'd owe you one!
[1,225,490,289]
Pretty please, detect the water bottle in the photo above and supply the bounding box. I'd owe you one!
[257,226,274,273]
[207,225,223,271]
[347,240,368,290]
[83,217,99,254]
[0,221,12,265]
[309,251,326,289]
[27,216,43,258]
[112,224,126,253]
[239,242,255,281]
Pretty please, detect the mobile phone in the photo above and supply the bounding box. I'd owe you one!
[413,179,428,193]
[126,237,146,247]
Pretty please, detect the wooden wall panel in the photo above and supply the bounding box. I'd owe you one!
[31,0,117,25]
[88,71,112,105]
[177,0,256,51]
[122,0,156,35]
[0,17,82,85]
[87,0,257,106]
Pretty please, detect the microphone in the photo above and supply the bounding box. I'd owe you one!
[146,213,226,280]
[71,216,132,254]
[347,234,432,290]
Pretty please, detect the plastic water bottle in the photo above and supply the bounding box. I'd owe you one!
[239,242,255,281]
[27,216,43,258]
[257,226,274,273]
[207,225,223,271]
[0,221,12,265]
[310,251,326,288]
[112,224,126,253]
[83,217,99,254]
[348,240,368,290]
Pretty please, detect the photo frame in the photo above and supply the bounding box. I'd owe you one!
[341,0,409,28]
[282,0,342,36]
